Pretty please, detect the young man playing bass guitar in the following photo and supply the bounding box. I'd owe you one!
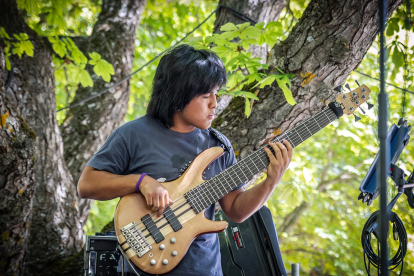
[78,44,293,276]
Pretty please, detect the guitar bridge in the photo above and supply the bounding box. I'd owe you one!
[120,221,152,258]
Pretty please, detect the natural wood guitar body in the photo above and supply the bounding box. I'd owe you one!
[114,147,228,275]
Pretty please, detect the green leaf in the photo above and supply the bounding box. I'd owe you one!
[242,26,260,39]
[220,23,238,32]
[253,75,277,88]
[254,22,265,30]
[5,55,11,70]
[237,22,251,31]
[19,33,29,40]
[17,0,42,15]
[0,27,10,39]
[257,33,265,45]
[392,47,404,69]
[244,97,251,117]
[265,21,282,30]
[275,75,296,105]
[90,58,114,82]
[243,91,259,100]
[220,31,239,40]
[19,40,34,57]
[79,69,93,87]
[88,52,102,64]
[263,32,278,47]
[386,18,400,36]
[48,36,67,58]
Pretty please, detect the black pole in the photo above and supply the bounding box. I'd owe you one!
[378,0,389,274]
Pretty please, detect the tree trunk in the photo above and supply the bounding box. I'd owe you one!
[0,47,36,276]
[213,0,403,190]
[0,0,146,274]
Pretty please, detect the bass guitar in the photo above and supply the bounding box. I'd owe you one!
[114,84,371,274]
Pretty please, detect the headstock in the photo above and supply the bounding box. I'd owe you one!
[335,84,372,121]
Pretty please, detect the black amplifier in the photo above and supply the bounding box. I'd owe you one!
[84,234,124,276]
[215,205,287,276]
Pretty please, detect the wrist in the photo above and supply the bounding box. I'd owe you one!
[263,177,277,188]
[135,173,147,192]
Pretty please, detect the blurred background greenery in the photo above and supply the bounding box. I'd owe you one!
[18,0,414,274]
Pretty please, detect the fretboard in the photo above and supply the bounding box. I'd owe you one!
[185,105,340,213]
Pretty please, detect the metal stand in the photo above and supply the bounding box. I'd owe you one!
[378,0,389,274]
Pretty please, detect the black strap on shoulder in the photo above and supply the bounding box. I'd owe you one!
[208,127,231,153]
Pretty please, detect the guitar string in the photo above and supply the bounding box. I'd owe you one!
[130,97,361,238]
[134,107,337,235]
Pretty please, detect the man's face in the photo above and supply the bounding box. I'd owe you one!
[175,88,218,130]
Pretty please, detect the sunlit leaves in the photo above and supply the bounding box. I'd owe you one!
[187,19,293,114]
[88,52,114,82]
[67,64,93,87]
[0,28,34,70]
[48,36,66,58]
[17,0,42,15]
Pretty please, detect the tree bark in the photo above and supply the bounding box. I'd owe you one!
[0,0,146,274]
[213,0,403,190]
[0,47,36,276]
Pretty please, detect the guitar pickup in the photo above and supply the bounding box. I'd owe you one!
[164,206,183,232]
[142,214,165,243]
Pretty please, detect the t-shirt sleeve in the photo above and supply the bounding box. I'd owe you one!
[86,130,129,175]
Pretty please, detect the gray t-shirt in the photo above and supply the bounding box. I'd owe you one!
[86,115,241,276]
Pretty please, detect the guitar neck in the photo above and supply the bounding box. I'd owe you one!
[185,103,342,213]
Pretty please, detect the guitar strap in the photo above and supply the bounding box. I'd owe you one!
[208,127,231,153]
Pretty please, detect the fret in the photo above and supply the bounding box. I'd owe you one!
[323,109,332,122]
[303,123,313,137]
[285,132,296,148]
[248,155,260,171]
[312,117,321,130]
[210,181,220,201]
[205,185,215,204]
[239,162,251,180]
[258,151,268,169]
[294,128,303,143]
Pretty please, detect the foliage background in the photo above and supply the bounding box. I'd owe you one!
[10,0,414,274]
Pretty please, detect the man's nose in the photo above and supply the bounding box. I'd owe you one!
[210,94,217,108]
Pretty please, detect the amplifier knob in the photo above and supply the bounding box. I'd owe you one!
[170,238,176,244]
[159,244,165,250]
[163,259,168,265]
[172,251,177,256]
[150,260,156,266]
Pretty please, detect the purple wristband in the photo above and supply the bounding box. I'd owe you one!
[135,173,147,192]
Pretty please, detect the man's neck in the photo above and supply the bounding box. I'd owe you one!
[169,123,196,133]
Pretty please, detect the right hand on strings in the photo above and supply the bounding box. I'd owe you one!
[139,175,173,216]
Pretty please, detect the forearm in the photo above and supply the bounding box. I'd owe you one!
[224,178,276,223]
[78,166,139,200]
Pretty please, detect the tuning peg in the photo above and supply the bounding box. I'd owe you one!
[398,118,404,126]
[359,107,366,114]
[367,102,374,110]
[334,85,343,93]
[345,83,351,91]
[358,192,365,200]
[355,80,360,86]
[354,114,361,122]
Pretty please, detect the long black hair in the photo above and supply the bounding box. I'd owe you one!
[146,44,227,127]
